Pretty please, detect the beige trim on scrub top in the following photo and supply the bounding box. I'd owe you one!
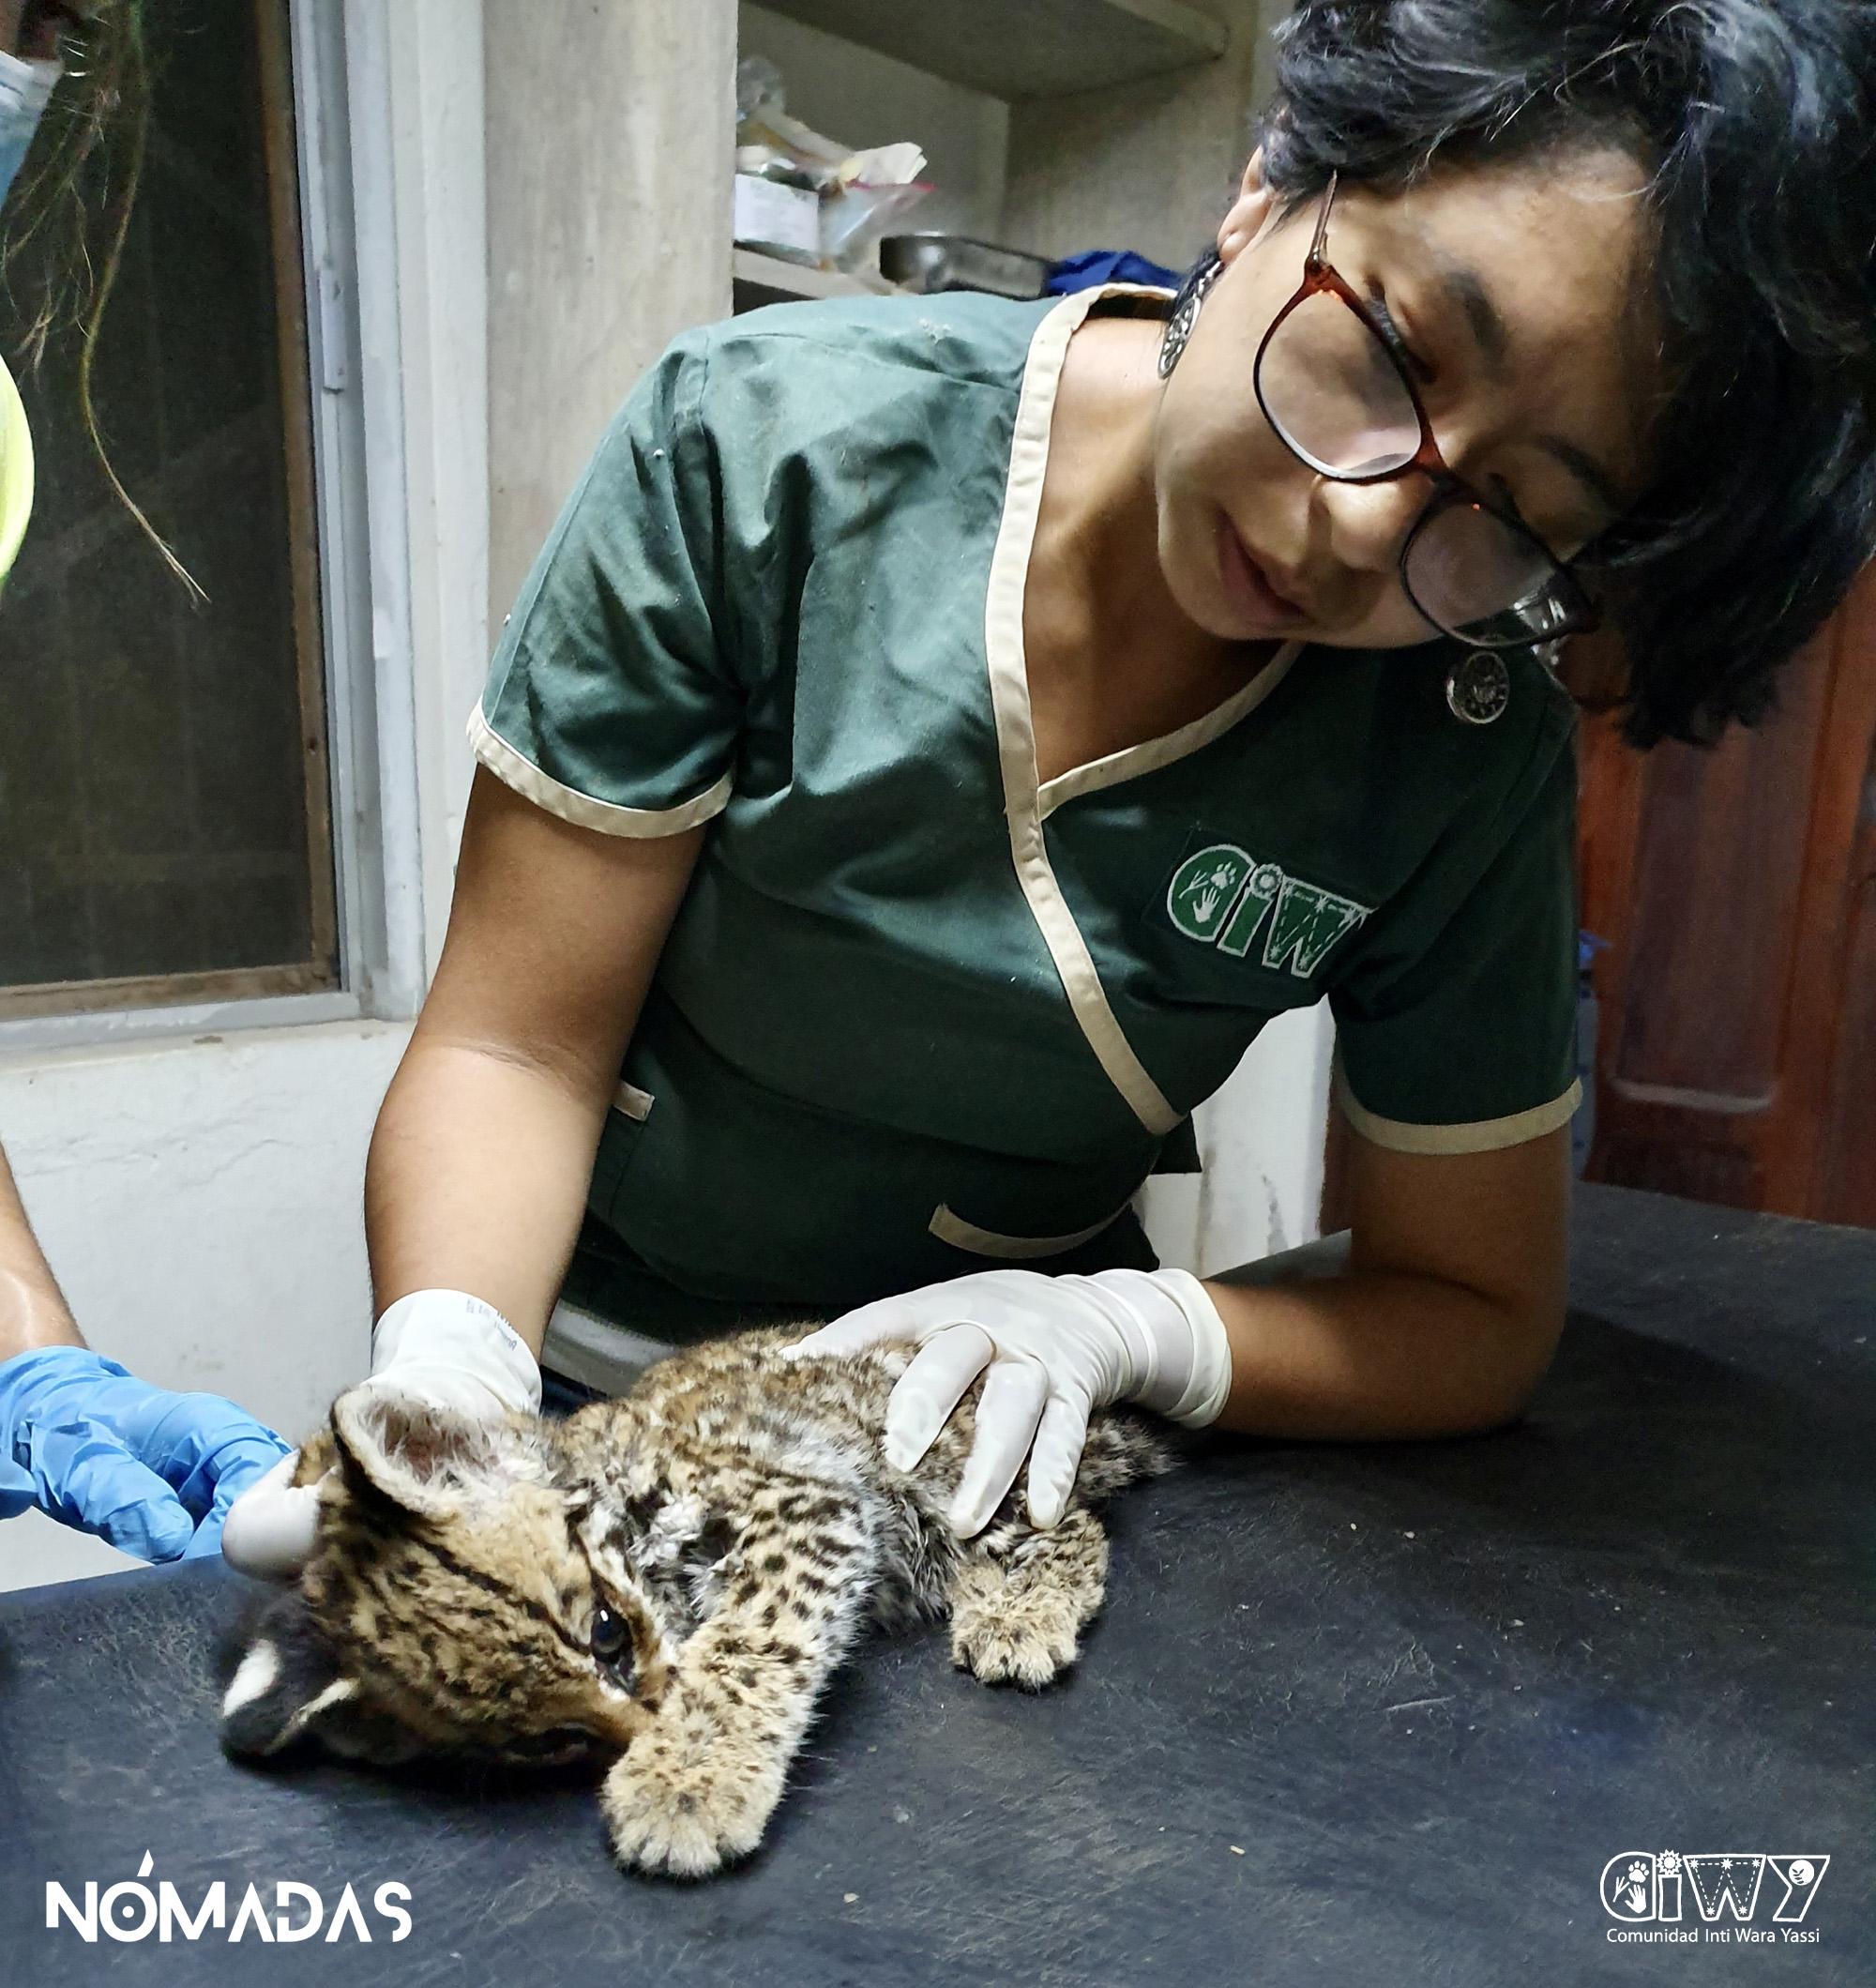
[468,701,734,839]
[928,1199,1131,1261]
[1037,639,1302,822]
[985,285,1300,1140]
[612,1081,656,1122]
[1334,1055,1583,1155]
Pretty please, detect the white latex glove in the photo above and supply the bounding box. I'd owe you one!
[220,1290,540,1580]
[784,1267,1231,1537]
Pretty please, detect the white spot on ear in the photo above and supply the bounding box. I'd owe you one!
[271,1675,361,1753]
[296,1677,359,1722]
[221,1640,281,1718]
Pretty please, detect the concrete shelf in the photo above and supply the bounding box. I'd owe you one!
[732,247,873,299]
[732,248,902,313]
[756,0,1229,100]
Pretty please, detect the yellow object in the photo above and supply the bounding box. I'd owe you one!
[0,353,32,585]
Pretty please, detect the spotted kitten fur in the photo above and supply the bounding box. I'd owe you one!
[219,1328,1166,1876]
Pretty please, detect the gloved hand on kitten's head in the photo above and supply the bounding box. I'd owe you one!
[219,1289,540,1580]
[0,1345,292,1561]
[784,1267,1232,1537]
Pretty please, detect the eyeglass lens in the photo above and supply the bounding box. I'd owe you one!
[1258,289,1421,478]
[1257,290,1574,643]
[1405,500,1563,639]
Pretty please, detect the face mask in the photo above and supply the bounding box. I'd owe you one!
[0,49,59,211]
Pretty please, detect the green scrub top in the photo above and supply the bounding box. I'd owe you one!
[475,287,1581,1322]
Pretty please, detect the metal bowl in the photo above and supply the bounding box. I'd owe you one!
[879,234,1053,301]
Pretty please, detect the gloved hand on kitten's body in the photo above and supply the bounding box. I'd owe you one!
[0,1346,293,1561]
[784,1267,1233,1537]
[220,1289,540,1579]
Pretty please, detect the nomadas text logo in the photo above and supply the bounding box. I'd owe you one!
[44,1850,412,1944]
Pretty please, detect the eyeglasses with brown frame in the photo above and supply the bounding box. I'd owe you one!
[1252,174,1602,652]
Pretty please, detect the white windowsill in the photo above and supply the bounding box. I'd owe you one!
[0,988,369,1059]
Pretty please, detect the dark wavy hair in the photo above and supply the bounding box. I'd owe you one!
[1254,0,1876,746]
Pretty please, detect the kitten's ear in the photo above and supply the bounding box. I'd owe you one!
[218,1594,423,1766]
[328,1387,530,1520]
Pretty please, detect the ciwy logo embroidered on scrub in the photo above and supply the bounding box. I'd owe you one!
[1165,843,1371,977]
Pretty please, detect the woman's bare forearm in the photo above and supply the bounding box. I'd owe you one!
[364,1040,612,1357]
[0,1143,83,1361]
[361,771,704,1358]
[1204,1265,1563,1442]
[1203,1123,1571,1441]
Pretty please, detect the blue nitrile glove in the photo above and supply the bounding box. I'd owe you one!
[0,1346,292,1562]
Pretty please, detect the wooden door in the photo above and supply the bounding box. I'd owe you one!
[1575,563,1876,1226]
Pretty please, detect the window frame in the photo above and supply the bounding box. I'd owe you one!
[0,0,340,1029]
[0,0,456,1053]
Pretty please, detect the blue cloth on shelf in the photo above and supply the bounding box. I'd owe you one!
[1047,249,1183,296]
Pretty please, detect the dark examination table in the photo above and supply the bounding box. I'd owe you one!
[2,1183,1868,1986]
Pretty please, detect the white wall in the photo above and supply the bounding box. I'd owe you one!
[0,1025,408,1429]
[1139,1001,1335,1275]
[0,1022,409,1589]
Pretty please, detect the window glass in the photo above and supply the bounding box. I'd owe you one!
[0,0,334,1016]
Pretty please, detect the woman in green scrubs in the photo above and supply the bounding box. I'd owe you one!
[227,0,1876,1569]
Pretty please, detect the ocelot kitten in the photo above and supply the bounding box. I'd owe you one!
[219,1328,1166,1876]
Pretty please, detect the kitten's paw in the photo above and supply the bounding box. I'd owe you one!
[601,1725,783,1877]
[948,1563,1087,1689]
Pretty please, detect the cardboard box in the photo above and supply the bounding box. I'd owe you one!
[733,174,819,261]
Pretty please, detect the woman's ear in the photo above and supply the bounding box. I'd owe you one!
[1218,148,1277,266]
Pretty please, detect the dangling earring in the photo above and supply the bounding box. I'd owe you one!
[1157,252,1224,379]
[1445,650,1512,724]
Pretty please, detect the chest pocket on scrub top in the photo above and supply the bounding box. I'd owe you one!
[927,1198,1134,1262]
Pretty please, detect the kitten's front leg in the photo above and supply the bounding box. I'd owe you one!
[949,1506,1110,1689]
[603,1477,875,1877]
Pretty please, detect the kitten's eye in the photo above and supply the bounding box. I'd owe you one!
[590,1604,629,1662]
